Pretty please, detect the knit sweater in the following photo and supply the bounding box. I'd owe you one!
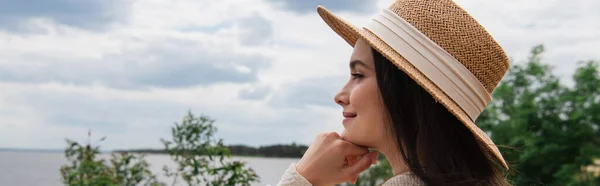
[276,164,426,186]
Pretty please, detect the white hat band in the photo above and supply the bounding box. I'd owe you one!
[364,9,491,121]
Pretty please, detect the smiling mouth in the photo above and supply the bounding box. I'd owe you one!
[343,112,357,118]
[342,112,356,126]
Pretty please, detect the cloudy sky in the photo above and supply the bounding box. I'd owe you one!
[1,0,598,150]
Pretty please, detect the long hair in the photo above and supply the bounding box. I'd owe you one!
[372,48,510,186]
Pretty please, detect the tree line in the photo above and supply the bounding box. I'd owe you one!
[113,143,309,158]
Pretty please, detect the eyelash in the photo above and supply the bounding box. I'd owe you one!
[351,72,364,79]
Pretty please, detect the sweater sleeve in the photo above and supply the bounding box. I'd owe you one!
[276,163,312,186]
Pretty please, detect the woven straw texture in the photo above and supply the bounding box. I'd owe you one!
[316,0,510,170]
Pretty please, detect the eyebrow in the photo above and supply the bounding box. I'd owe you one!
[349,60,370,70]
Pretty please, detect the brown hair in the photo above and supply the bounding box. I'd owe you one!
[372,48,511,186]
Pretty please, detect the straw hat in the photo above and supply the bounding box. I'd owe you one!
[316,0,510,170]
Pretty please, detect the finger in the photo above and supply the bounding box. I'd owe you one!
[372,155,378,165]
[339,141,370,156]
[344,152,378,178]
[324,132,341,139]
[346,156,359,166]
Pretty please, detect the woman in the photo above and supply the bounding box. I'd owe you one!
[278,0,511,185]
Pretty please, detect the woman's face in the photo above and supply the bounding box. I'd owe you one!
[334,39,389,148]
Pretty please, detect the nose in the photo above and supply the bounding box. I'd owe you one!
[334,86,349,106]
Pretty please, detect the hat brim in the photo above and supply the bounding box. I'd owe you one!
[316,5,508,170]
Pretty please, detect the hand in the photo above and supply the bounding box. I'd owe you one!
[295,132,379,185]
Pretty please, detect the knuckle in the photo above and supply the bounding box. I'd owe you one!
[332,132,341,138]
[325,132,340,139]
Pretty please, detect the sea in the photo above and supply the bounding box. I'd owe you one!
[0,151,300,186]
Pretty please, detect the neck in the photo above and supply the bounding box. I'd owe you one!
[377,145,410,175]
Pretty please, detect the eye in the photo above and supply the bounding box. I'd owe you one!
[351,72,364,80]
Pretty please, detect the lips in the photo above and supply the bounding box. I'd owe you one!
[342,112,356,126]
[343,112,357,118]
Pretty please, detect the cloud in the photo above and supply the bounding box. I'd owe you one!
[268,0,376,14]
[239,84,273,100]
[0,0,126,32]
[0,14,272,89]
[238,13,273,46]
[268,76,347,108]
[0,37,270,89]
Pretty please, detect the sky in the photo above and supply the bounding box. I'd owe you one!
[0,0,599,150]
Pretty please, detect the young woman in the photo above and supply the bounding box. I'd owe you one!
[278,0,511,185]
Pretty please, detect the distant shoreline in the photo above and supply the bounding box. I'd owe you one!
[0,143,309,158]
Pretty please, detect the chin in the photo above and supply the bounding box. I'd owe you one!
[341,129,371,147]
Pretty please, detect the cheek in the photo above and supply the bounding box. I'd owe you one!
[349,78,380,109]
[345,79,387,145]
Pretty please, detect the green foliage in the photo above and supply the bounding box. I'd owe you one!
[161,111,259,186]
[60,111,259,186]
[109,153,164,186]
[477,45,600,185]
[60,131,163,186]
